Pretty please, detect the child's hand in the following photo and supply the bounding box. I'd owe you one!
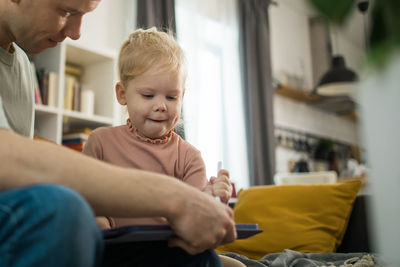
[204,169,232,204]
[95,216,114,229]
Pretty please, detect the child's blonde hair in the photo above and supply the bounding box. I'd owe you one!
[118,27,186,84]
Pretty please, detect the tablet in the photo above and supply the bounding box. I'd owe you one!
[103,224,262,244]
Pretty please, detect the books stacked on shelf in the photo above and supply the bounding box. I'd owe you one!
[64,63,83,112]
[62,128,92,152]
[31,63,59,107]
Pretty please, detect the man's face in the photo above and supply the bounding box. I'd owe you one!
[11,0,100,53]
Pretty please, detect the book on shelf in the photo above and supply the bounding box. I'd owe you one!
[62,137,86,152]
[64,63,83,112]
[30,62,42,105]
[62,132,90,142]
[63,142,84,152]
[65,63,82,78]
[64,74,75,110]
[73,78,81,111]
[36,68,47,105]
[34,87,42,105]
[34,66,58,107]
[64,74,82,112]
[62,128,92,152]
[47,72,58,107]
[64,128,92,135]
[62,138,86,145]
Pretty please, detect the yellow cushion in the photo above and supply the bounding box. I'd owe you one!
[217,180,362,259]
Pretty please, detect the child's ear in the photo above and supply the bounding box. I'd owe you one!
[115,82,127,105]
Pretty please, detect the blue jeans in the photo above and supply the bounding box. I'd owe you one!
[0,185,103,267]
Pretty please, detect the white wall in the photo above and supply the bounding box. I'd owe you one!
[270,0,314,89]
[76,0,136,54]
[269,0,365,173]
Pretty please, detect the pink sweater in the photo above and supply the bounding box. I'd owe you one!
[82,121,207,226]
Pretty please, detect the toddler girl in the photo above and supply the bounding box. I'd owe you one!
[83,28,232,228]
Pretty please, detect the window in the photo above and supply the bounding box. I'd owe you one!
[176,0,249,190]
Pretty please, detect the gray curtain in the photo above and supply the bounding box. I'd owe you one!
[136,0,176,34]
[238,0,275,185]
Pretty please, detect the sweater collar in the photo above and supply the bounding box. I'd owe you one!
[126,119,173,144]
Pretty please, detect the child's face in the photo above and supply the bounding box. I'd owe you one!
[117,67,185,139]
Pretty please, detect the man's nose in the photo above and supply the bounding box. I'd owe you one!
[62,15,83,40]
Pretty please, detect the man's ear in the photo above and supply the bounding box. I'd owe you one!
[115,82,127,105]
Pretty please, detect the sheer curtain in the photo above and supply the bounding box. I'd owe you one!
[176,0,249,190]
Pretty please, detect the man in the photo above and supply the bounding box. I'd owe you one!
[0,0,236,266]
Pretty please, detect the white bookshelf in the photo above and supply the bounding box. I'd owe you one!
[33,40,120,144]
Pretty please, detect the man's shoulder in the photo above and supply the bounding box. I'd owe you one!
[0,43,29,68]
[13,43,30,63]
[12,43,32,75]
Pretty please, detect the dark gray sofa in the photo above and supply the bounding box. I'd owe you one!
[336,194,372,253]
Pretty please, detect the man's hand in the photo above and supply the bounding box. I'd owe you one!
[167,190,236,255]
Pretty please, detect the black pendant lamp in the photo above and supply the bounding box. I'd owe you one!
[315,55,358,97]
[315,0,369,98]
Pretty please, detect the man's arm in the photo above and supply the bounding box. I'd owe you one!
[0,129,236,253]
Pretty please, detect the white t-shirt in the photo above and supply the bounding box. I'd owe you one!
[0,96,11,130]
[0,43,34,137]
